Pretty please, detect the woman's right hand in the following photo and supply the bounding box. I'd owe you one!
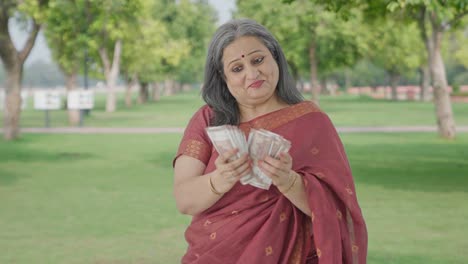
[211,148,252,194]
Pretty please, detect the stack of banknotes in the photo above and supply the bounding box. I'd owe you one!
[206,125,291,190]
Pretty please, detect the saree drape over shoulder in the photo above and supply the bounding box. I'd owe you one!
[174,101,367,264]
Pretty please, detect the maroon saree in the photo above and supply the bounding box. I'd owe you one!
[174,101,367,264]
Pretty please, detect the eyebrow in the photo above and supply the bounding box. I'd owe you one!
[227,49,263,67]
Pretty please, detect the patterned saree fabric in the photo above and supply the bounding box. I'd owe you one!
[174,101,367,264]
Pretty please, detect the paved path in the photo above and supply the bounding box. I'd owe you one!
[3,126,467,134]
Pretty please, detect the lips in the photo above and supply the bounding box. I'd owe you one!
[249,80,264,88]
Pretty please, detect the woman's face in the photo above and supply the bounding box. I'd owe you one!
[222,36,279,107]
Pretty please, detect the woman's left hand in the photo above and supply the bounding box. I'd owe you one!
[259,152,293,190]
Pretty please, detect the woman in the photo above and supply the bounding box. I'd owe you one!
[173,19,367,264]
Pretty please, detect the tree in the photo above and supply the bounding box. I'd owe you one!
[119,0,170,105]
[0,0,49,140]
[171,0,217,85]
[401,1,467,139]
[367,19,422,100]
[86,0,142,112]
[44,0,88,125]
[301,0,468,138]
[237,0,367,103]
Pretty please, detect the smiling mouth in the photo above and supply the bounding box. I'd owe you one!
[249,80,264,88]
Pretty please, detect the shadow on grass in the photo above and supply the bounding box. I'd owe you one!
[0,146,95,163]
[0,148,95,186]
[348,140,468,193]
[0,168,26,186]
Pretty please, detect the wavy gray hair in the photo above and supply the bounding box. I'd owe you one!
[202,18,303,125]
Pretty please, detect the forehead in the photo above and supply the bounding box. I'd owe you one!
[222,36,269,63]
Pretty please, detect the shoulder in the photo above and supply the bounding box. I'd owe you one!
[287,100,324,120]
[292,100,334,125]
[189,104,214,126]
[297,100,322,113]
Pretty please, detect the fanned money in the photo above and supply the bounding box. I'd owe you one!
[206,126,255,184]
[206,125,291,190]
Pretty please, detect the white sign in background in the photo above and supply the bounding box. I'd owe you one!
[68,90,94,110]
[0,90,28,110]
[34,90,62,110]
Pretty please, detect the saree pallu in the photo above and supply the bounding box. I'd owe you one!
[174,101,368,264]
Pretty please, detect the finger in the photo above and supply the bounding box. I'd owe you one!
[233,159,251,176]
[225,153,250,171]
[222,148,239,161]
[263,156,290,176]
[215,148,239,165]
[264,155,284,169]
[279,152,292,164]
[259,160,281,179]
[219,153,250,171]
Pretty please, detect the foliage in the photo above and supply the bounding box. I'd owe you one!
[119,0,216,84]
[236,0,368,78]
[171,0,217,83]
[44,0,88,75]
[367,19,423,78]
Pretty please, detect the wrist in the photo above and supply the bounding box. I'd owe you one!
[279,171,298,194]
[209,173,225,196]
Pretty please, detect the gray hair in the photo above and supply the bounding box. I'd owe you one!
[202,18,303,126]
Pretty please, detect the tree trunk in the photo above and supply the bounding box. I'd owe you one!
[0,15,41,140]
[418,8,456,139]
[138,82,149,104]
[182,83,191,92]
[99,40,122,113]
[65,72,80,126]
[125,74,137,107]
[3,65,22,140]
[389,72,400,101]
[309,41,320,104]
[419,64,431,101]
[430,28,456,139]
[152,82,161,102]
[164,79,174,96]
[344,68,351,92]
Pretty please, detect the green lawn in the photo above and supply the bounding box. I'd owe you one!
[8,90,468,128]
[1,133,467,263]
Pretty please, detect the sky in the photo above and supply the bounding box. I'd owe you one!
[10,0,236,66]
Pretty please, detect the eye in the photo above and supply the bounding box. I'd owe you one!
[232,65,243,73]
[253,56,264,64]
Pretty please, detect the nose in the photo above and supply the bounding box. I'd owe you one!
[246,66,260,79]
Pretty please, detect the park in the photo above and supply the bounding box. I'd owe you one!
[1,0,468,263]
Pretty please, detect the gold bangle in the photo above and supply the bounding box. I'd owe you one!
[281,171,298,194]
[209,175,224,195]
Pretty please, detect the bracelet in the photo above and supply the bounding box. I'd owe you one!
[281,171,298,194]
[209,175,224,195]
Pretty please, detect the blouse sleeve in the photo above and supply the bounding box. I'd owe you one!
[173,105,213,167]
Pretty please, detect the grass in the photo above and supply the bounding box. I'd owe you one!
[5,90,468,128]
[1,133,468,263]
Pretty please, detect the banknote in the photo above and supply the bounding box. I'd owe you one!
[248,129,291,189]
[206,125,291,190]
[206,125,255,183]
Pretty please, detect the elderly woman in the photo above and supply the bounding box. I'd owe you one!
[173,19,367,264]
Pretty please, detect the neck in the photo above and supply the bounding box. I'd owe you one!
[238,96,289,122]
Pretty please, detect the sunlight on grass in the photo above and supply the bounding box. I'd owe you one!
[1,133,467,263]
